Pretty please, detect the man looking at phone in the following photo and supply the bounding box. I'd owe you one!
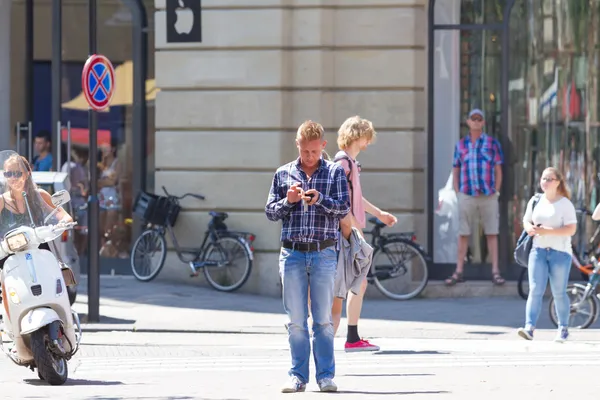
[266,120,350,393]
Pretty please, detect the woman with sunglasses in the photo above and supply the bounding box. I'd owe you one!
[0,154,72,268]
[517,167,577,342]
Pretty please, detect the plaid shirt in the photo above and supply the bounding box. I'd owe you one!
[265,158,350,243]
[452,133,503,196]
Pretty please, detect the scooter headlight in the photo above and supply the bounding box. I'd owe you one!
[5,232,29,252]
[8,287,20,304]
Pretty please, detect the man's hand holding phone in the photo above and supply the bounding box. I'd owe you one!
[287,183,304,204]
[302,189,319,206]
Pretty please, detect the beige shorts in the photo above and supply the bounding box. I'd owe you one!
[458,192,499,236]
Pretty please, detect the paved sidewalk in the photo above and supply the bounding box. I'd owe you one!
[1,276,599,399]
[74,276,600,339]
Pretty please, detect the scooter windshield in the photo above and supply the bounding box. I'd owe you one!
[0,150,58,237]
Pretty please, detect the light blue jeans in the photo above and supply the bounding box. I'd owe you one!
[526,247,572,329]
[279,246,337,383]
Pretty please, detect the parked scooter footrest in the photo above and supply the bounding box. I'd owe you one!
[72,311,82,350]
[0,337,22,366]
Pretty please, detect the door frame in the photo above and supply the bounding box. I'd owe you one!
[426,0,517,279]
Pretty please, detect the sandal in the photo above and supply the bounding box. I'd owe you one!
[492,273,505,286]
[445,271,465,286]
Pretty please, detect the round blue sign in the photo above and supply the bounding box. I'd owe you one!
[82,55,115,111]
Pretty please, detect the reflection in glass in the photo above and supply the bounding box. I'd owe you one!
[509,0,600,264]
[435,0,506,25]
[433,23,502,264]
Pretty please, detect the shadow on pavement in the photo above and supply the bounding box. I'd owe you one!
[336,390,450,395]
[78,314,135,325]
[76,277,600,329]
[24,378,124,386]
[343,373,434,378]
[373,350,448,356]
[83,397,197,400]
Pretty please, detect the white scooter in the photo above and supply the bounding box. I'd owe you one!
[0,187,81,385]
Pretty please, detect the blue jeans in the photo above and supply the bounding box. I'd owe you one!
[279,246,337,383]
[526,247,571,328]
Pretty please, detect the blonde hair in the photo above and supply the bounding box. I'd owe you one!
[296,120,324,142]
[337,116,376,150]
[544,167,571,199]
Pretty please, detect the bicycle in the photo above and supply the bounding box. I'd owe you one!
[362,216,430,300]
[548,255,600,329]
[130,187,256,292]
[517,208,599,300]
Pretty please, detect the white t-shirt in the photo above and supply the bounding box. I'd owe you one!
[523,195,577,254]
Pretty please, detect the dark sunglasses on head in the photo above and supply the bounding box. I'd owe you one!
[4,170,23,179]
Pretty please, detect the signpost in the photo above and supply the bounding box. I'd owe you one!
[82,1,115,322]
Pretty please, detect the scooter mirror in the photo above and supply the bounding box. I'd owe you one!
[50,190,70,208]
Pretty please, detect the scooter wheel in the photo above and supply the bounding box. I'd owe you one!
[30,330,68,385]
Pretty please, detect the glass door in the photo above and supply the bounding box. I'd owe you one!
[429,0,516,278]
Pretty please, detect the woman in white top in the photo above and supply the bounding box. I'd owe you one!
[518,167,577,342]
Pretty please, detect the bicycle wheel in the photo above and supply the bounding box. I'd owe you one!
[517,268,529,300]
[371,238,429,300]
[549,283,597,329]
[203,236,253,292]
[130,229,167,282]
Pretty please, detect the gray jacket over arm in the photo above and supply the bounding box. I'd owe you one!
[334,227,374,299]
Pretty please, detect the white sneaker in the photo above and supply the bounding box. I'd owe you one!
[281,375,306,393]
[554,327,569,343]
[318,377,338,392]
[517,327,534,340]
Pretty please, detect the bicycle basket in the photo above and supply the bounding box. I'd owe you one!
[133,191,181,227]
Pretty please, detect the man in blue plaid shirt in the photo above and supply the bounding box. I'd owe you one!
[266,120,350,393]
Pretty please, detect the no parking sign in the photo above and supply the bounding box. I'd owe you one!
[82,54,115,111]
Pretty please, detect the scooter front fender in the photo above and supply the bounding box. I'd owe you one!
[20,308,61,336]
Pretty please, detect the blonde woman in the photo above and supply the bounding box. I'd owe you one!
[333,116,397,352]
[518,167,577,342]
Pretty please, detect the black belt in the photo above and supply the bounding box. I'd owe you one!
[282,239,336,252]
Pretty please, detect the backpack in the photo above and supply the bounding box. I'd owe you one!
[514,193,542,268]
[333,153,355,192]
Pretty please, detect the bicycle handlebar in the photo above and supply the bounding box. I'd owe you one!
[162,186,205,201]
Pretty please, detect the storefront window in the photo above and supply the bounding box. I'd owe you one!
[508,0,600,259]
[432,1,503,265]
[12,1,155,273]
[435,0,506,25]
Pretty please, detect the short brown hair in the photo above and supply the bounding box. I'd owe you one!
[296,120,324,141]
[337,116,376,150]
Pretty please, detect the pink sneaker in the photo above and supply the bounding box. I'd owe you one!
[344,339,380,353]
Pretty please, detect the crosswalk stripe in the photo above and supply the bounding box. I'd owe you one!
[72,359,600,375]
[71,352,600,374]
[72,353,596,365]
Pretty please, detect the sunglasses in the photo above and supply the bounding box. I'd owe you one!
[4,170,23,179]
[470,117,483,122]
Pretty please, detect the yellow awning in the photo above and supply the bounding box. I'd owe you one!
[61,60,159,111]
